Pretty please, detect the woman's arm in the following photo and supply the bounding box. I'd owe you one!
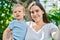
[52,29,60,40]
[50,23,59,40]
[51,28,59,40]
[3,27,11,40]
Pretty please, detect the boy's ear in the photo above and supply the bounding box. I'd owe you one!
[23,10,26,16]
[24,13,25,16]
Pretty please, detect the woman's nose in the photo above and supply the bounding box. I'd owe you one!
[33,12,37,15]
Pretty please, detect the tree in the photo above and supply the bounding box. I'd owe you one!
[0,0,13,40]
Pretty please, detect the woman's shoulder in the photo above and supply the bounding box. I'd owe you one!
[26,21,32,25]
[26,21,35,28]
[46,23,56,26]
[46,23,58,29]
[44,23,57,28]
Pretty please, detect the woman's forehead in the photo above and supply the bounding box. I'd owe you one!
[30,5,40,11]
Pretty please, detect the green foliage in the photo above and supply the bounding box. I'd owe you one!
[0,0,13,40]
[47,8,60,26]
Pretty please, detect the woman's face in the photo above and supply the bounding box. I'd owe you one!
[30,5,44,22]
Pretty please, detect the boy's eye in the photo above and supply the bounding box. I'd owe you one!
[14,11,17,13]
[19,11,21,12]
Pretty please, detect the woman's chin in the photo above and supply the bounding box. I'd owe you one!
[34,20,40,23]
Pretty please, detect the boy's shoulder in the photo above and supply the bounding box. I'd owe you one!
[10,20,17,23]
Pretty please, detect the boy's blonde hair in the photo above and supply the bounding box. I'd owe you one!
[12,4,25,11]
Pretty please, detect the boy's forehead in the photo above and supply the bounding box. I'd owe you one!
[13,6,24,11]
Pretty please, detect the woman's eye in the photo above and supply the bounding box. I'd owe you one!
[35,10,39,12]
[30,11,34,14]
[31,11,34,13]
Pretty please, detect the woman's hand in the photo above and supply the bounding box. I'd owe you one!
[52,29,59,40]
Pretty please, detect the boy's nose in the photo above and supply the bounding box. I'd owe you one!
[17,12,19,14]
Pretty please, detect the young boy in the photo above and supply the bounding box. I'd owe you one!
[3,4,27,40]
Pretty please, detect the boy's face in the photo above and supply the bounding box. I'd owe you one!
[13,7,25,20]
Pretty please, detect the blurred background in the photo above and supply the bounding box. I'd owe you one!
[0,0,60,40]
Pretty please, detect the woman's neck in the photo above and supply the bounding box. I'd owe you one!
[33,20,46,32]
[35,20,45,25]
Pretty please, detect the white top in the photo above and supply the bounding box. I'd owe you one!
[25,21,58,40]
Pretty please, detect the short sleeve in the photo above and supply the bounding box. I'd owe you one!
[8,20,15,29]
[50,23,58,34]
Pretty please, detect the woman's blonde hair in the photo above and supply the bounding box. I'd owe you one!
[28,1,36,10]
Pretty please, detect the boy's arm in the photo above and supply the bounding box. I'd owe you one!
[3,27,11,40]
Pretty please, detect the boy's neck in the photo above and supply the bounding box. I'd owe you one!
[16,19,24,22]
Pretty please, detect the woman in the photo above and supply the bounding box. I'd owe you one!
[25,1,59,40]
